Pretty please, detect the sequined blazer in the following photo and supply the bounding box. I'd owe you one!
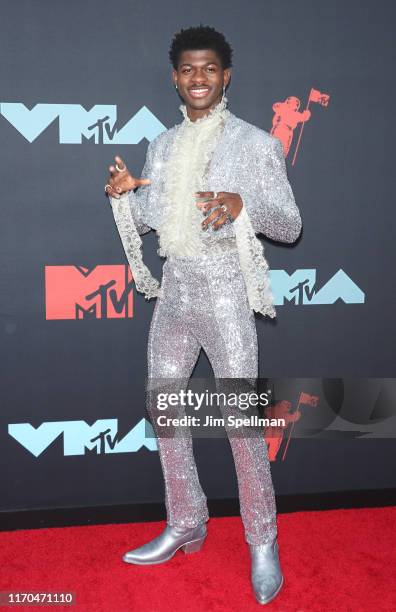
[127,111,302,246]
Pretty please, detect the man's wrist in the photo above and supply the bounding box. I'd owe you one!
[233,201,247,226]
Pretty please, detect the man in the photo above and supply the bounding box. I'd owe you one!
[105,25,302,606]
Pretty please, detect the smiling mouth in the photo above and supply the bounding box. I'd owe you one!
[189,87,211,98]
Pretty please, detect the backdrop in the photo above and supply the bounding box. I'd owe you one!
[0,0,395,518]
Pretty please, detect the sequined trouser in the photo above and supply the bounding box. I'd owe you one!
[146,249,277,545]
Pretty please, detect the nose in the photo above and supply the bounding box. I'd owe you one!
[191,68,208,85]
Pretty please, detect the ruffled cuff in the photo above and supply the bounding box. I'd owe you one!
[109,193,162,300]
[233,204,276,318]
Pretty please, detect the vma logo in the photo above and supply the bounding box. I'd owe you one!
[0,103,166,144]
[271,268,364,306]
[8,419,157,457]
[45,265,135,320]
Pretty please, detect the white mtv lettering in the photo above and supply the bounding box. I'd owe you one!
[8,418,157,457]
[0,103,166,144]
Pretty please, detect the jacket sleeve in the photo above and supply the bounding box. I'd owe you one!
[240,136,302,243]
[124,139,156,235]
[107,139,162,301]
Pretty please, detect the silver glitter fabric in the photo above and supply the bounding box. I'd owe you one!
[118,107,302,317]
[146,249,277,545]
[109,105,302,546]
[128,111,301,245]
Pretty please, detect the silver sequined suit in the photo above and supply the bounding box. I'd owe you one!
[126,111,301,545]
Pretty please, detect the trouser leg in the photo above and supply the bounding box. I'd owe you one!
[220,408,278,545]
[146,266,209,529]
[195,253,278,545]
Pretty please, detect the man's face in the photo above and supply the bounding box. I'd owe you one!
[172,49,230,116]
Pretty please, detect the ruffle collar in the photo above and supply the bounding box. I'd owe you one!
[179,95,230,127]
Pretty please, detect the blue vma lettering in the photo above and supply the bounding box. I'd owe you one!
[0,103,166,144]
[8,419,157,457]
[271,268,365,305]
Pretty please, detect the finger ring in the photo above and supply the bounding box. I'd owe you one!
[220,204,227,212]
[213,191,218,199]
[115,163,126,173]
[104,184,111,193]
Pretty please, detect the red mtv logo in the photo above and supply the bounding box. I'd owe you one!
[45,265,134,320]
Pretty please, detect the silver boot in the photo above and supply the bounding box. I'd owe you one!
[249,538,284,605]
[122,523,207,565]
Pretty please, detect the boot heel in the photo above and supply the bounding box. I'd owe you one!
[182,537,206,554]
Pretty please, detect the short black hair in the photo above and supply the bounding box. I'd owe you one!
[169,25,233,70]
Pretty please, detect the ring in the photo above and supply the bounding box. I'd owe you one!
[104,184,111,194]
[213,191,218,199]
[220,204,227,212]
[115,163,126,173]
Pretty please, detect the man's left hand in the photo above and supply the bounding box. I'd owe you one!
[195,191,243,231]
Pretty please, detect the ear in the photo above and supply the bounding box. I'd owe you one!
[172,68,178,87]
[223,68,231,88]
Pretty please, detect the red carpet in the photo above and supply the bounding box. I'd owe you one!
[1,506,395,611]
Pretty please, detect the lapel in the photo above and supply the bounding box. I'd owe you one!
[202,112,243,192]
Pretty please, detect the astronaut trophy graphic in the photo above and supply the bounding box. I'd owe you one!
[271,88,330,164]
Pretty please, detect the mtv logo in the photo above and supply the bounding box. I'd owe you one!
[8,418,157,456]
[45,265,134,320]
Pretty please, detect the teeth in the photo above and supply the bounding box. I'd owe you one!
[190,88,210,96]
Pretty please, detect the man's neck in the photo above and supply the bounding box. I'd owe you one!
[185,96,223,122]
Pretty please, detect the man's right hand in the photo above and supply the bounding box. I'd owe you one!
[104,155,151,199]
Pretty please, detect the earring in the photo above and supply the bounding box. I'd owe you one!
[175,82,178,90]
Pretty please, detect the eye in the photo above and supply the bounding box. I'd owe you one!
[207,67,216,72]
[182,68,191,74]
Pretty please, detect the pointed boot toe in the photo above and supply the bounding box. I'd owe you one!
[250,538,284,605]
[123,523,207,565]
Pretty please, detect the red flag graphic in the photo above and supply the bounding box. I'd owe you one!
[299,392,319,407]
[308,88,330,106]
